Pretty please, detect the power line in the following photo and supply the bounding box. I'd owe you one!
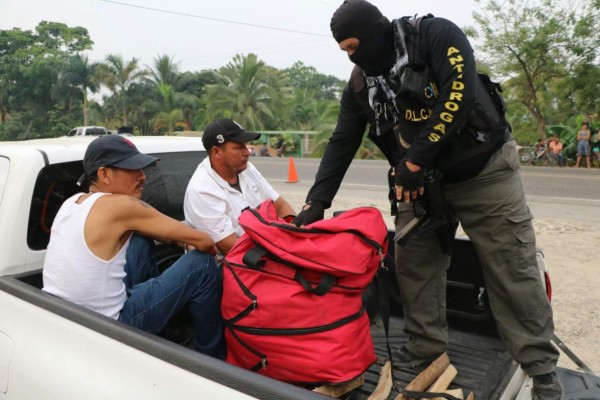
[98,0,330,37]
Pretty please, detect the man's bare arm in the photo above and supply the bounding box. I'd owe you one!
[274,197,296,221]
[216,233,238,256]
[115,195,217,255]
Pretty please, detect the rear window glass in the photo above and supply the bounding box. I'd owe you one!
[85,128,106,136]
[27,161,85,250]
[141,151,205,222]
[27,150,205,251]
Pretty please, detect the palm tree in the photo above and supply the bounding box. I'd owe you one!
[152,109,185,136]
[98,54,148,125]
[204,54,287,130]
[58,54,101,126]
[147,54,183,110]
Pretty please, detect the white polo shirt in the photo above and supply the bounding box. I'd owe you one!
[184,157,280,242]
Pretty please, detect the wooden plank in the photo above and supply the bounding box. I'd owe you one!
[368,361,393,400]
[427,364,458,395]
[394,353,450,400]
[312,374,365,398]
[466,392,475,400]
[443,388,464,399]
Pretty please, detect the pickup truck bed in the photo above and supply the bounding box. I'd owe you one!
[1,269,515,399]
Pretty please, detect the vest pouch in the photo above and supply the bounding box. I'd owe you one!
[397,61,438,106]
[477,72,507,118]
[435,124,509,183]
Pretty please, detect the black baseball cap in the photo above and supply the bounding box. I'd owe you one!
[77,135,159,186]
[202,118,261,151]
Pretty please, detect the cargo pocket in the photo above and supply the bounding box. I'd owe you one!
[506,211,536,265]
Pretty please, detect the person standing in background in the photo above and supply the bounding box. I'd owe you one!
[575,122,591,168]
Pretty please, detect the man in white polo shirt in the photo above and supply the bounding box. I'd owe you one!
[184,118,296,256]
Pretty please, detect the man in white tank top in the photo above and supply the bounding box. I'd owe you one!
[184,118,296,256]
[43,135,226,358]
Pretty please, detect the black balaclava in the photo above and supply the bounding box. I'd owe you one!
[330,0,395,76]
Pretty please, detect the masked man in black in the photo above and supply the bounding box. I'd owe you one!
[292,1,562,399]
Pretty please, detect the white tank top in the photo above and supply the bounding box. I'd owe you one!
[43,192,129,320]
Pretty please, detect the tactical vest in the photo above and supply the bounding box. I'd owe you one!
[351,15,510,183]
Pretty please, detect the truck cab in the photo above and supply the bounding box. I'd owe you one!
[65,126,108,137]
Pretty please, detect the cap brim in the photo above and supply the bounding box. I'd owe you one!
[111,153,159,170]
[229,131,261,143]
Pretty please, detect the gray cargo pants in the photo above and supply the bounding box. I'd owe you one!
[394,139,559,375]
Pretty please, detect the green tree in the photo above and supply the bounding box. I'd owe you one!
[152,109,185,135]
[176,70,223,130]
[0,22,93,139]
[204,53,287,130]
[285,88,339,131]
[283,61,345,100]
[147,54,183,110]
[57,53,102,126]
[98,54,148,126]
[474,0,600,140]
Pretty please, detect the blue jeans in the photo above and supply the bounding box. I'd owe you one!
[119,235,226,359]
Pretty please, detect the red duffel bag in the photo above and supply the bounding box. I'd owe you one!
[222,199,388,385]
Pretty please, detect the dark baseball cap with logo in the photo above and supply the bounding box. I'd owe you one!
[77,135,159,186]
[202,118,261,151]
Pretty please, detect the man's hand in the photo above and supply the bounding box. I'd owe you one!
[292,200,325,226]
[395,160,425,203]
[191,233,217,256]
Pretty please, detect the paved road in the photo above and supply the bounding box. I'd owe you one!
[251,157,600,224]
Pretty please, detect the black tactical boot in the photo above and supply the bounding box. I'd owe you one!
[394,346,442,368]
[532,372,564,400]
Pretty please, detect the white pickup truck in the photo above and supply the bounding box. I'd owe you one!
[0,136,598,399]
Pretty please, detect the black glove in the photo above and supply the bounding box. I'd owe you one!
[292,200,325,226]
[395,160,425,202]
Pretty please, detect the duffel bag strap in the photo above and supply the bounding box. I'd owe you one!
[242,245,268,269]
[243,244,336,296]
[295,272,335,296]
[398,388,461,400]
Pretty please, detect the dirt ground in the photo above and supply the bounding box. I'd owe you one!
[533,218,600,374]
[286,193,600,375]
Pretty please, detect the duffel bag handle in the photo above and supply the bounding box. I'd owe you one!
[242,246,267,269]
[243,245,336,296]
[295,272,335,296]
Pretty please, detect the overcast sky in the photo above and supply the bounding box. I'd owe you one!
[1,0,477,80]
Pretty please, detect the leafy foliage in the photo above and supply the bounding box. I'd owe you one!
[1,8,597,164]
[204,53,287,130]
[474,0,600,142]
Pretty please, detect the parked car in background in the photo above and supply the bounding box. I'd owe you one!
[65,126,108,137]
[116,126,134,136]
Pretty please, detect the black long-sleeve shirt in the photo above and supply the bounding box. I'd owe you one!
[307,17,506,208]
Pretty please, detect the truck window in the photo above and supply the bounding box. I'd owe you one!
[26,150,206,250]
[85,128,107,136]
[67,129,77,137]
[141,151,206,221]
[27,161,85,250]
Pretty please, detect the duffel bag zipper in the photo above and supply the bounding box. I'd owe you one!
[246,208,385,254]
[225,260,363,291]
[232,306,366,336]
